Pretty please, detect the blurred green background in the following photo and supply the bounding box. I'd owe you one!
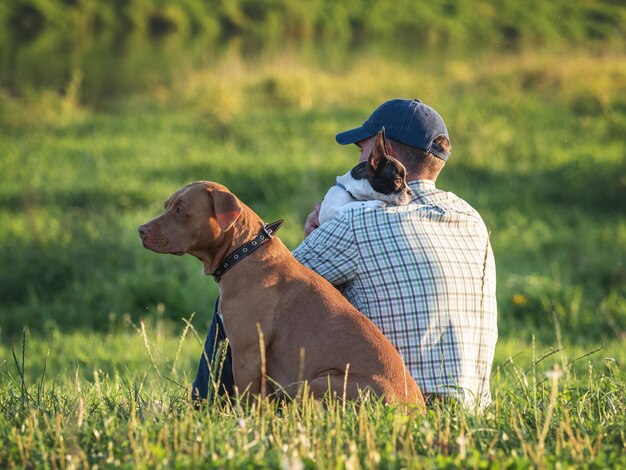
[0,0,625,343]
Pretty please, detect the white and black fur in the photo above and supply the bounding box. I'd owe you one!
[319,129,413,225]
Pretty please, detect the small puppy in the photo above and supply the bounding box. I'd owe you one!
[319,129,413,225]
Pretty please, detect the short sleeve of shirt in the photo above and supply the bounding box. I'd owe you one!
[292,212,359,286]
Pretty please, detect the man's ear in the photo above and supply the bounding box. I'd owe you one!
[210,189,242,232]
[368,128,389,172]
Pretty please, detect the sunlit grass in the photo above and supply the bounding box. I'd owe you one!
[1,48,623,338]
[1,323,624,468]
[1,3,625,466]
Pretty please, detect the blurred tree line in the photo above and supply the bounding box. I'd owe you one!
[1,0,624,50]
[2,0,624,104]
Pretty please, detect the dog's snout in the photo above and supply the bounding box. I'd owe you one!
[138,224,148,237]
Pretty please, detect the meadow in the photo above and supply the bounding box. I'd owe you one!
[1,0,626,467]
[0,321,625,468]
[2,48,624,339]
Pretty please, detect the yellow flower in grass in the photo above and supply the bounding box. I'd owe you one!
[512,294,527,306]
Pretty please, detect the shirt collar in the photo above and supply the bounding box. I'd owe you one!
[407,180,440,204]
[408,179,437,191]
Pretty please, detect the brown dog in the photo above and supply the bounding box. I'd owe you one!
[139,181,424,406]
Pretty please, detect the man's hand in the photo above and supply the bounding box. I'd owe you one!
[304,202,321,238]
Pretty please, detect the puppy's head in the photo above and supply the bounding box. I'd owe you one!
[138,181,242,256]
[351,129,413,204]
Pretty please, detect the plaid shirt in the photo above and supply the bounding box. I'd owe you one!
[293,180,497,407]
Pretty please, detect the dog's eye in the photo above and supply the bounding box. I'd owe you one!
[175,205,183,215]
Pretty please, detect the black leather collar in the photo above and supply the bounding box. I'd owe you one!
[212,219,284,282]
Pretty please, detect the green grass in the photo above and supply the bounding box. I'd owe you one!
[0,324,624,468]
[1,49,624,340]
[1,21,626,466]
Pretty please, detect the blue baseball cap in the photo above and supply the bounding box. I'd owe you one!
[336,99,451,161]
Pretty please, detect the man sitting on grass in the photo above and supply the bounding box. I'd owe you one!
[193,98,498,408]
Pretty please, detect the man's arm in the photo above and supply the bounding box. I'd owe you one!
[294,210,359,286]
[304,202,321,238]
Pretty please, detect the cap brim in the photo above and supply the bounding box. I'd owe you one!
[335,126,375,145]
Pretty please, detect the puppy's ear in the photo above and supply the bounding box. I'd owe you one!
[368,128,389,172]
[211,189,242,232]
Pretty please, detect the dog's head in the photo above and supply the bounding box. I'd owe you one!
[139,181,242,256]
[350,129,412,204]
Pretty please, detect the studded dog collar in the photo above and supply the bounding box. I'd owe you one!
[212,219,284,282]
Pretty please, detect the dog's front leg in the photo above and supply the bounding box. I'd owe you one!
[232,350,266,401]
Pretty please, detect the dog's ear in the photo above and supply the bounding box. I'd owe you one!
[211,189,242,232]
[368,128,389,173]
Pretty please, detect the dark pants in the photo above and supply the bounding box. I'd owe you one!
[192,298,235,403]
